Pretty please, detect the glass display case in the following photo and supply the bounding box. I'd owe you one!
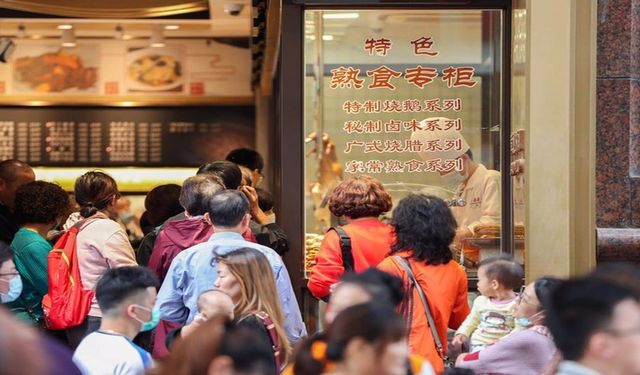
[302,8,514,278]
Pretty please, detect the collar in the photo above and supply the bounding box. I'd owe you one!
[208,231,244,241]
[557,361,602,375]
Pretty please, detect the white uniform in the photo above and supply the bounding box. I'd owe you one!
[452,164,501,234]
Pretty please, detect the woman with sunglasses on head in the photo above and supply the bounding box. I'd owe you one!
[64,171,138,348]
[456,277,562,375]
[214,247,291,373]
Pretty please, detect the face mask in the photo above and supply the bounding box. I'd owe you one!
[119,212,135,225]
[0,275,23,303]
[132,305,160,332]
[441,169,467,189]
[516,311,543,328]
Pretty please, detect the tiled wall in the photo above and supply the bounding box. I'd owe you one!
[596,0,640,263]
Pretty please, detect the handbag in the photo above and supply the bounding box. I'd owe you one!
[393,256,453,368]
[254,311,283,372]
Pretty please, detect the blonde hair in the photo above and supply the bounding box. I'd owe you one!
[216,248,291,363]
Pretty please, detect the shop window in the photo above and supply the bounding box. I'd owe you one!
[302,9,513,277]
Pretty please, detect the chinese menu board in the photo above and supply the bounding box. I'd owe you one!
[0,106,254,167]
[332,37,476,176]
[0,39,251,98]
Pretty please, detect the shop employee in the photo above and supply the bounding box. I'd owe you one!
[411,117,500,243]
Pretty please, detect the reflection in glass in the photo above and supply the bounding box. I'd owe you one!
[303,9,504,276]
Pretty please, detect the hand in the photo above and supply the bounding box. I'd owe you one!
[181,313,207,338]
[454,227,473,244]
[241,186,269,225]
[451,334,467,349]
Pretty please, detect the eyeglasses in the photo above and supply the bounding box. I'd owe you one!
[517,286,538,306]
[0,272,20,278]
[603,326,640,337]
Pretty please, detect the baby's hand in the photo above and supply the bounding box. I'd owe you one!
[451,334,467,348]
[181,314,207,338]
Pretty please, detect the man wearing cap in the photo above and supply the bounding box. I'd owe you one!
[411,117,500,243]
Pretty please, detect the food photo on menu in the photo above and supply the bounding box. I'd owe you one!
[12,45,99,93]
[126,46,184,93]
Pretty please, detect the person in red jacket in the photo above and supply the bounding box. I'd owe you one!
[148,173,255,358]
[307,175,394,300]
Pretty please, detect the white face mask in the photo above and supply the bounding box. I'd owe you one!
[441,169,467,189]
[0,275,23,303]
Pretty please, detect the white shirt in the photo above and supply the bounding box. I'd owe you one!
[452,164,501,234]
[73,331,152,375]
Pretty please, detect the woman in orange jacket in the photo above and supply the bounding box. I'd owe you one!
[378,194,470,374]
[307,176,395,300]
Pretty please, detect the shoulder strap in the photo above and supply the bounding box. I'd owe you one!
[393,256,447,362]
[329,226,354,272]
[254,311,282,371]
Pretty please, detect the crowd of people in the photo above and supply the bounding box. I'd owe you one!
[1,152,640,375]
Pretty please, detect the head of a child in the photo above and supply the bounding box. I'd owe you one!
[477,255,524,299]
[197,290,235,322]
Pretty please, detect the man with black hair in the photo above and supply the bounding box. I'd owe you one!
[225,148,264,188]
[156,190,306,344]
[73,266,160,375]
[0,159,35,242]
[545,277,640,375]
[198,160,289,255]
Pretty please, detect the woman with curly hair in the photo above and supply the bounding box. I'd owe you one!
[308,175,394,300]
[377,194,470,373]
[8,181,70,325]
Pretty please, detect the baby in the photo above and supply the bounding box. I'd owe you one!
[452,255,524,352]
[181,290,235,338]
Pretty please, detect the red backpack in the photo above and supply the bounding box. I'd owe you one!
[42,222,95,330]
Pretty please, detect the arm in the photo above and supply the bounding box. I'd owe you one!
[275,265,308,343]
[156,256,190,324]
[251,222,290,256]
[104,229,138,267]
[147,229,170,280]
[454,296,482,339]
[19,241,51,296]
[306,230,343,300]
[135,229,158,267]
[456,330,530,373]
[467,175,501,234]
[449,267,471,329]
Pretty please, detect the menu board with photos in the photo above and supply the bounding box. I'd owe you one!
[0,107,254,167]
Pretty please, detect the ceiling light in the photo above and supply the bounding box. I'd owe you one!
[16,24,26,39]
[322,35,334,41]
[322,13,359,20]
[149,27,165,48]
[164,25,180,30]
[61,29,76,48]
[122,34,133,40]
[57,24,73,30]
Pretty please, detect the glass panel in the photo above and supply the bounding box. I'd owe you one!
[303,9,504,277]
